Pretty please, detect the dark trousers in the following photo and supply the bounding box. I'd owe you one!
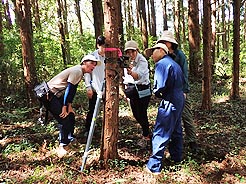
[40,93,75,145]
[129,95,151,137]
[85,91,97,132]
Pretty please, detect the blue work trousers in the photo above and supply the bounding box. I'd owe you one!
[40,93,75,145]
[147,100,183,173]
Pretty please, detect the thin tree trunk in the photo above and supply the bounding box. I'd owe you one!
[201,0,212,110]
[174,0,180,43]
[15,0,38,107]
[4,0,12,29]
[57,0,67,66]
[138,0,148,49]
[180,0,186,44]
[0,2,5,105]
[74,0,83,35]
[150,0,156,37]
[230,0,241,99]
[92,0,104,40]
[100,0,120,165]
[211,0,216,74]
[188,0,200,79]
[161,0,168,30]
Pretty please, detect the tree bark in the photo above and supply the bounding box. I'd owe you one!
[230,0,241,100]
[201,0,212,110]
[188,0,200,79]
[161,0,168,30]
[92,0,104,40]
[138,0,148,49]
[211,0,216,74]
[100,0,120,166]
[150,0,156,37]
[74,0,83,35]
[15,0,38,107]
[174,0,180,43]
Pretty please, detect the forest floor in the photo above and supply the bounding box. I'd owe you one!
[0,78,246,184]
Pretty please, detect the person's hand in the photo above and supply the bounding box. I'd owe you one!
[68,103,75,115]
[87,89,93,99]
[59,106,68,118]
[127,68,132,75]
[184,93,187,99]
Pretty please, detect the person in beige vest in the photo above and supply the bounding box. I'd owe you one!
[41,55,100,157]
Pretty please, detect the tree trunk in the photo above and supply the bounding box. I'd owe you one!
[161,0,168,30]
[201,0,212,110]
[211,0,216,74]
[3,0,12,29]
[181,0,186,44]
[244,1,246,41]
[0,2,5,105]
[57,0,67,66]
[74,0,83,35]
[150,0,156,37]
[174,0,180,43]
[138,0,148,49]
[31,0,41,29]
[100,0,120,166]
[230,0,241,100]
[15,0,38,107]
[188,0,200,79]
[92,0,104,40]
[221,0,227,51]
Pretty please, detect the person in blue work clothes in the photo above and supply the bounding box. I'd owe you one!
[145,43,185,174]
[41,55,100,157]
[156,30,198,152]
[84,35,106,137]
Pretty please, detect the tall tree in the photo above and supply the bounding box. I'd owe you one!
[149,0,156,37]
[14,0,38,106]
[211,0,216,74]
[74,0,83,35]
[92,0,104,40]
[174,0,180,43]
[100,0,120,165]
[244,1,246,41]
[0,2,5,105]
[3,0,12,29]
[201,0,212,110]
[138,0,148,49]
[56,0,71,65]
[188,0,200,79]
[230,0,241,99]
[161,0,168,30]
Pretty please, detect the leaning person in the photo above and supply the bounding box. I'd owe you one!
[123,40,151,147]
[40,55,100,157]
[145,43,185,174]
[156,30,198,152]
[84,35,106,137]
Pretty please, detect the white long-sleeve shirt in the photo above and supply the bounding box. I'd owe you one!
[123,53,150,85]
[84,50,105,93]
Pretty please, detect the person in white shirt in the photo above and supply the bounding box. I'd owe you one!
[123,40,152,147]
[84,35,106,136]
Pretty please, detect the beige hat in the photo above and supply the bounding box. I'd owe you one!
[81,54,101,66]
[144,43,169,57]
[157,30,178,45]
[124,40,138,51]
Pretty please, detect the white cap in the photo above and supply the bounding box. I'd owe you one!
[81,55,101,66]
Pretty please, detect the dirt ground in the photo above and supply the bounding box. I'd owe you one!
[0,81,246,183]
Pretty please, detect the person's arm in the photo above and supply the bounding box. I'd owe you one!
[59,82,77,118]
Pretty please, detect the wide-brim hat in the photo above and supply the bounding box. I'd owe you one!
[157,30,178,45]
[144,43,169,57]
[124,40,138,51]
[81,55,101,66]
